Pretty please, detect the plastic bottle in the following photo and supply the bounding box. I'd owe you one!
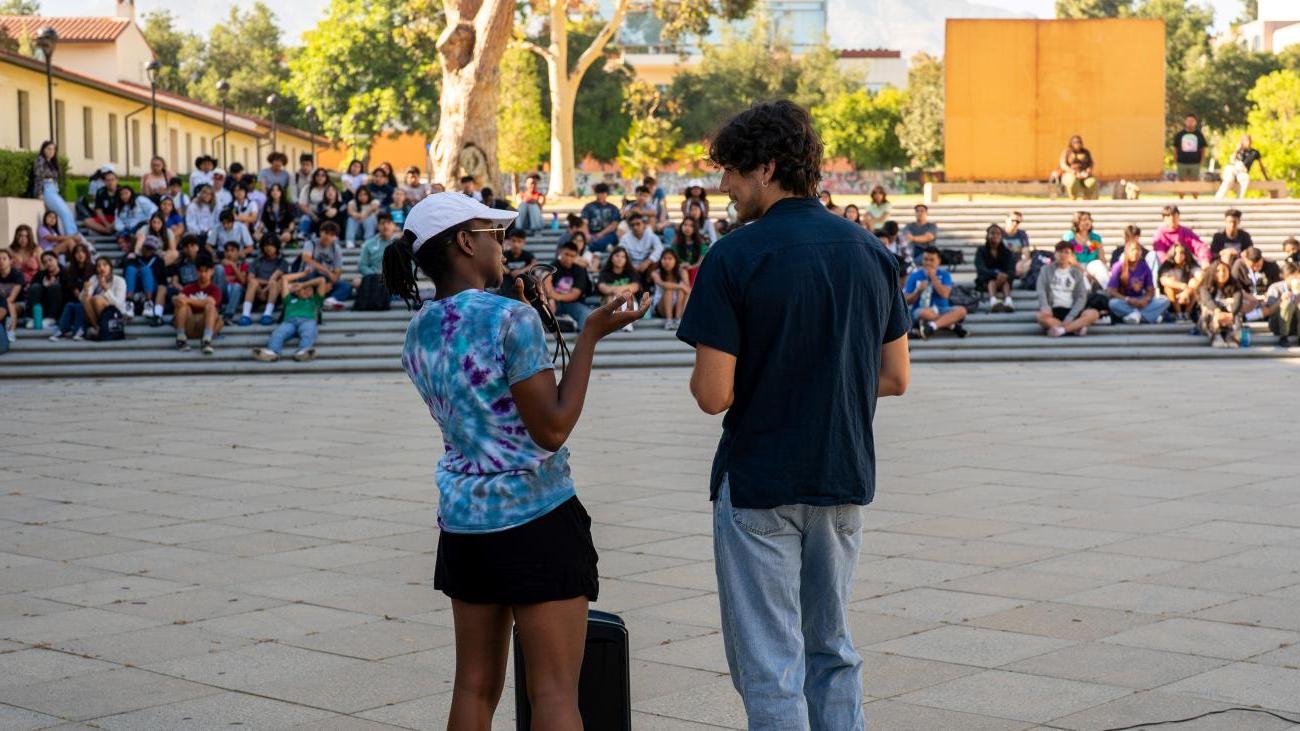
[1240,327,1251,348]
[31,303,42,329]
[550,212,560,230]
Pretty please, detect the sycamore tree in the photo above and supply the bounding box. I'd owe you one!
[897,53,943,170]
[497,41,550,188]
[812,88,908,170]
[290,0,440,160]
[521,0,756,195]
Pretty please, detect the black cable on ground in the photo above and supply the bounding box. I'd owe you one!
[1099,706,1300,730]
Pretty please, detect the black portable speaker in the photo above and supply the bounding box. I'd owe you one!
[513,609,631,730]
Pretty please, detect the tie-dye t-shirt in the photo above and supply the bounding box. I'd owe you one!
[401,289,573,533]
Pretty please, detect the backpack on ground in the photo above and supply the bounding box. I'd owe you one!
[353,273,391,311]
[1019,250,1055,290]
[948,284,981,310]
[95,307,126,341]
[939,248,965,268]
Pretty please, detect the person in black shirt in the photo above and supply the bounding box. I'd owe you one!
[365,167,395,208]
[1283,237,1299,265]
[975,224,1016,312]
[546,241,593,331]
[1217,133,1270,200]
[676,101,909,728]
[1210,209,1254,261]
[85,171,121,235]
[502,229,535,284]
[1173,114,1208,183]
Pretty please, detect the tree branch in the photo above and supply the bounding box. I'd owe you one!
[572,0,630,81]
[520,39,554,62]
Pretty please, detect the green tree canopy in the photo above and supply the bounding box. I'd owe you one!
[0,0,39,14]
[812,88,907,170]
[532,18,634,164]
[617,82,682,179]
[1054,0,1133,17]
[140,10,201,95]
[289,0,440,158]
[497,42,549,177]
[185,3,297,124]
[1135,0,1215,132]
[1184,42,1280,133]
[1243,70,1300,194]
[897,53,943,169]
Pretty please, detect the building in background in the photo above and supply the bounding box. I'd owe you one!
[1225,0,1300,53]
[0,0,325,178]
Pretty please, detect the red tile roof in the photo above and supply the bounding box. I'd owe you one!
[0,16,130,43]
[838,48,903,59]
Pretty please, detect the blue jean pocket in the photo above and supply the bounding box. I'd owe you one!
[835,504,863,536]
[730,503,786,536]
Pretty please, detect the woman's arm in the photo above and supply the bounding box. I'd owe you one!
[511,292,652,451]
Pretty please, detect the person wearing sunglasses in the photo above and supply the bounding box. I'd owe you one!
[382,192,649,729]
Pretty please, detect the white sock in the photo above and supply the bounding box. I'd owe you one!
[263,303,274,317]
[242,301,252,317]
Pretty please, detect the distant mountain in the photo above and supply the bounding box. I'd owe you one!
[829,0,1034,58]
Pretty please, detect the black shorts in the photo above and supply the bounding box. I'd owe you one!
[434,496,599,605]
[1052,306,1072,320]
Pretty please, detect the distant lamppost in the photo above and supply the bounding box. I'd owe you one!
[216,79,230,165]
[35,27,58,144]
[304,104,316,166]
[266,93,281,154]
[146,60,161,157]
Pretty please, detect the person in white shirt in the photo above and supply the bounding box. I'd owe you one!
[189,155,216,195]
[617,213,664,275]
[82,256,128,335]
[210,169,233,209]
[1036,241,1101,337]
[341,160,368,196]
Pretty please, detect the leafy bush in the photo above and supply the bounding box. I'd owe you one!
[0,149,69,198]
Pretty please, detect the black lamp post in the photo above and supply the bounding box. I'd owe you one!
[146,60,161,158]
[266,93,280,154]
[35,27,58,145]
[216,79,229,165]
[304,104,316,166]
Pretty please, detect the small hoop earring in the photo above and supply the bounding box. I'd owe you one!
[762,181,768,188]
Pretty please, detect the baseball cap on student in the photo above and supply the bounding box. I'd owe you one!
[403,192,517,253]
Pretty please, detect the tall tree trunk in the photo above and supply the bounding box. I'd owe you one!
[430,0,514,187]
[548,71,578,196]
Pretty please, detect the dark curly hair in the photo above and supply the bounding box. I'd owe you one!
[708,100,822,198]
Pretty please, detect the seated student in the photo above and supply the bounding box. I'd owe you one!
[156,196,185,245]
[38,210,79,258]
[24,251,62,331]
[400,166,430,205]
[252,270,328,362]
[1064,211,1108,288]
[843,205,863,227]
[904,246,968,339]
[79,256,128,340]
[818,190,841,215]
[681,185,718,242]
[502,229,536,289]
[166,235,203,303]
[10,225,38,285]
[673,217,709,284]
[1158,242,1203,322]
[229,183,260,228]
[239,238,288,325]
[1001,211,1033,279]
[864,185,892,230]
[186,185,220,243]
[85,171,122,235]
[650,248,691,330]
[259,184,297,249]
[0,249,24,346]
[296,168,333,237]
[546,241,594,332]
[131,212,172,259]
[597,246,641,333]
[457,174,480,201]
[1152,205,1210,265]
[354,212,397,292]
[1232,246,1282,322]
[582,183,622,252]
[189,155,216,196]
[1263,261,1300,346]
[1107,237,1170,324]
[1059,135,1097,200]
[623,185,667,236]
[975,224,1016,312]
[113,187,158,252]
[902,204,938,262]
[314,184,348,237]
[875,220,910,275]
[479,187,514,213]
[1198,259,1244,347]
[1217,133,1269,200]
[122,237,167,325]
[1284,237,1300,265]
[562,230,598,272]
[557,213,589,248]
[48,244,94,340]
[302,221,351,310]
[516,173,546,233]
[211,209,254,255]
[617,213,664,276]
[165,176,189,216]
[345,187,381,246]
[218,241,249,322]
[172,252,222,355]
[1037,241,1102,337]
[210,169,234,209]
[1210,209,1253,259]
[388,188,410,228]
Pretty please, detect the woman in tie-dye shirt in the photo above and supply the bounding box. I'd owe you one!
[383,192,649,728]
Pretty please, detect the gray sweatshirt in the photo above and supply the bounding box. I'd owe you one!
[1036,263,1089,322]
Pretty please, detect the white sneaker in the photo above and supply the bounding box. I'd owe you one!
[48,331,64,341]
[1077,326,1088,337]
[3,330,14,347]
[42,318,56,330]
[663,319,674,330]
[125,302,136,319]
[1123,311,1142,325]
[72,328,85,341]
[1048,326,1065,338]
[324,296,341,309]
[622,322,634,333]
[1004,298,1015,312]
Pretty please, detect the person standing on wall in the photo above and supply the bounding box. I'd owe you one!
[1173,114,1208,196]
[677,100,911,730]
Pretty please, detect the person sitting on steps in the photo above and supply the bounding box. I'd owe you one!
[904,247,968,339]
[1037,241,1101,337]
[975,224,1016,313]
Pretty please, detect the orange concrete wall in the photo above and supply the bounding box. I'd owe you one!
[319,131,431,175]
[945,18,1166,181]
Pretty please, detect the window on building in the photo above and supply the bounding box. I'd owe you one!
[131,119,141,168]
[169,128,179,169]
[185,133,192,172]
[200,135,207,156]
[54,100,66,151]
[82,107,94,159]
[108,113,119,162]
[17,91,30,149]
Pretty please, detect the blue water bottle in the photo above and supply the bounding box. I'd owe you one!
[550,212,560,230]
[30,303,42,329]
[1240,327,1251,348]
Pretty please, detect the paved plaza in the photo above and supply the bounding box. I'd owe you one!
[2,361,1300,730]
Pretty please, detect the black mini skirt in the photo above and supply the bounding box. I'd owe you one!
[434,496,599,605]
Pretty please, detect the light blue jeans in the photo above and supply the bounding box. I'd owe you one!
[714,478,865,730]
[1109,296,1170,323]
[345,215,376,243]
[266,317,318,354]
[43,180,77,236]
[517,202,544,232]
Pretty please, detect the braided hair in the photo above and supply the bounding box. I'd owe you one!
[382,222,470,310]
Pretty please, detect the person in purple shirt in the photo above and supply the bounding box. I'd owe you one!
[1107,237,1170,324]
[1150,205,1209,265]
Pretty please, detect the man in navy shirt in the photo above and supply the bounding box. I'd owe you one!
[677,100,910,729]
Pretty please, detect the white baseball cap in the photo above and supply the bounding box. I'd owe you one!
[212,168,227,177]
[404,192,518,253]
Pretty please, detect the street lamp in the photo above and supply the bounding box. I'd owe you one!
[304,104,316,167]
[266,93,280,155]
[216,79,229,165]
[146,60,161,158]
[35,27,58,145]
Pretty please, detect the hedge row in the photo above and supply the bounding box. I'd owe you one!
[0,149,70,199]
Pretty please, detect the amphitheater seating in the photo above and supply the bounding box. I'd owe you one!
[2,199,1297,378]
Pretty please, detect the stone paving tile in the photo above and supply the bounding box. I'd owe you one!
[0,703,67,729]
[1047,690,1295,731]
[1193,596,1300,632]
[50,623,254,667]
[851,587,1025,623]
[1057,581,1241,616]
[895,669,1131,724]
[1002,642,1227,689]
[280,618,454,660]
[970,602,1159,642]
[862,698,1035,731]
[1102,618,1300,660]
[867,625,1073,667]
[859,651,981,699]
[0,667,221,722]
[89,691,337,730]
[1163,662,1300,713]
[0,649,118,688]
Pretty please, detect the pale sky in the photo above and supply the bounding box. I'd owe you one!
[45,0,1245,46]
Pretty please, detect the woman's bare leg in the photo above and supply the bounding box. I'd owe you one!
[447,600,512,731]
[513,597,589,731]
